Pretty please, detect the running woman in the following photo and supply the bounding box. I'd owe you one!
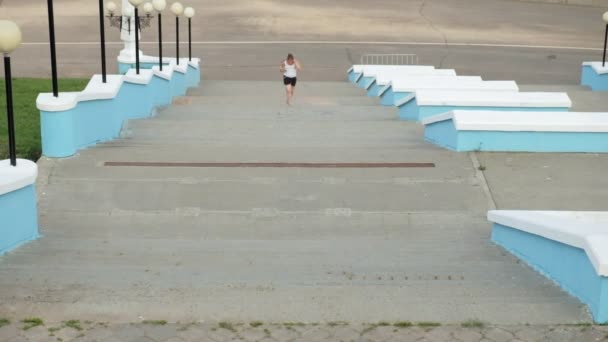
[280,53,302,105]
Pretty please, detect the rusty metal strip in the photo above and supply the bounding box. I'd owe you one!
[104,162,435,168]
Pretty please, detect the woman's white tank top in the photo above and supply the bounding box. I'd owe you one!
[283,61,297,78]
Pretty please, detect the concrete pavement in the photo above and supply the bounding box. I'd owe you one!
[0,81,592,324]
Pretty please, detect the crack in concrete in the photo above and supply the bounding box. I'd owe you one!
[418,0,450,68]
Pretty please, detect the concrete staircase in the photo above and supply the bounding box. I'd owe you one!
[0,81,589,323]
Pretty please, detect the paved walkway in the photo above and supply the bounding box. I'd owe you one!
[1,320,607,342]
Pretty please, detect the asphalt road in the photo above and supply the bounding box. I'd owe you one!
[0,0,606,83]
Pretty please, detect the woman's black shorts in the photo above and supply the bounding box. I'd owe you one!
[283,76,297,86]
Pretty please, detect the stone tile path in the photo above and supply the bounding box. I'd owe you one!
[1,320,607,342]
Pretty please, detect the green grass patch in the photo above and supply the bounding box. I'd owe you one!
[249,321,264,328]
[418,321,441,327]
[376,321,391,327]
[0,318,10,328]
[63,320,83,331]
[218,321,236,332]
[461,319,485,328]
[327,321,348,327]
[142,320,167,326]
[393,321,413,328]
[21,317,44,330]
[0,78,89,161]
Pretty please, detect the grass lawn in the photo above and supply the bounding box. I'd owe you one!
[0,78,89,161]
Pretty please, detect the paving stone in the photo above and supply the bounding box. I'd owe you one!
[142,325,180,341]
[452,328,483,342]
[73,327,114,341]
[514,327,549,342]
[483,327,514,342]
[358,326,396,342]
[423,327,455,342]
[293,326,332,341]
[110,326,146,341]
[329,326,362,341]
[0,324,19,341]
[266,326,300,341]
[177,327,217,341]
[238,327,269,341]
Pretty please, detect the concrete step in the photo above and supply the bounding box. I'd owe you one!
[188,80,366,97]
[156,104,396,120]
[173,95,382,106]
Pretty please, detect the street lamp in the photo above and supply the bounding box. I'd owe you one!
[153,0,167,71]
[603,12,608,67]
[171,2,184,65]
[0,20,23,167]
[98,0,108,83]
[184,7,195,62]
[129,0,146,74]
[46,0,59,97]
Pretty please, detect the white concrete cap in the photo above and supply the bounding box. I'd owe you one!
[0,159,38,197]
[488,210,608,276]
[152,64,174,80]
[0,20,22,54]
[352,65,435,74]
[583,61,608,75]
[362,66,438,77]
[188,57,201,69]
[391,78,518,93]
[36,92,80,112]
[414,90,571,108]
[604,11,608,23]
[124,69,154,84]
[173,59,189,74]
[152,0,167,11]
[422,110,608,132]
[376,71,466,86]
[78,75,124,102]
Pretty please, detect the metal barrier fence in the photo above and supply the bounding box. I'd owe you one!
[360,54,419,65]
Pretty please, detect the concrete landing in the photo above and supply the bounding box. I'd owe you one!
[0,81,591,324]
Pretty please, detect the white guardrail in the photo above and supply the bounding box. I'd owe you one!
[360,54,419,65]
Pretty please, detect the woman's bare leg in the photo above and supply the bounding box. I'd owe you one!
[285,85,293,105]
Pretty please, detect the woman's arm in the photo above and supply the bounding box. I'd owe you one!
[279,61,286,73]
[295,60,303,71]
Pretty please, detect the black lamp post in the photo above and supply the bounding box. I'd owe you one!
[98,0,108,82]
[603,12,608,67]
[184,7,195,62]
[46,0,59,97]
[153,0,167,71]
[0,20,23,166]
[170,2,184,65]
[128,0,146,74]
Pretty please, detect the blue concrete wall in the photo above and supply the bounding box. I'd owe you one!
[41,66,201,158]
[379,86,395,106]
[366,81,382,97]
[423,119,608,152]
[348,71,362,84]
[581,65,608,91]
[0,185,39,255]
[423,120,459,150]
[187,64,201,88]
[492,223,608,323]
[356,76,375,89]
[119,62,169,74]
[400,103,569,122]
